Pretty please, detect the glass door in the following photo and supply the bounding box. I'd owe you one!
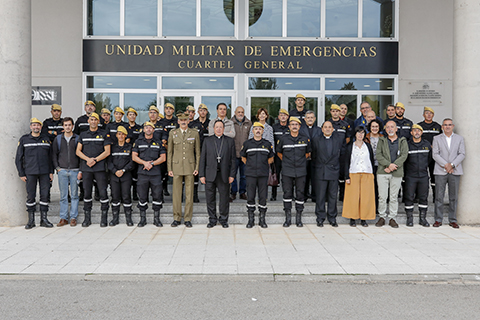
[325,94,357,122]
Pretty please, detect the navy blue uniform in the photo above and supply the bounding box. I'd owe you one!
[74,114,105,135]
[108,143,134,214]
[41,118,63,142]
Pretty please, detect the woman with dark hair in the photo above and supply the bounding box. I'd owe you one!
[248,107,275,152]
[366,118,383,211]
[342,126,376,227]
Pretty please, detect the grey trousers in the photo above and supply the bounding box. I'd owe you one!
[434,174,460,223]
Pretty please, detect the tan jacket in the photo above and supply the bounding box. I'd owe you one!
[167,128,200,176]
[231,116,252,158]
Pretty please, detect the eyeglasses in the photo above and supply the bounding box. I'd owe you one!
[443,124,453,127]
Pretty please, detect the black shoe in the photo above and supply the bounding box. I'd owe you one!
[125,212,133,227]
[171,220,181,227]
[153,211,163,227]
[207,222,216,228]
[40,212,53,228]
[100,210,108,228]
[270,196,276,201]
[361,220,368,227]
[163,189,170,197]
[82,210,92,227]
[193,195,200,203]
[317,221,324,227]
[138,210,147,227]
[239,193,247,200]
[25,212,36,229]
[109,212,119,227]
[221,222,229,228]
[350,219,356,227]
[330,222,338,227]
[185,221,192,228]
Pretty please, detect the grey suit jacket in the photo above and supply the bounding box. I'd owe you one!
[432,133,465,175]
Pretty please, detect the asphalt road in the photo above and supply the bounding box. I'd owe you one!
[1,276,479,319]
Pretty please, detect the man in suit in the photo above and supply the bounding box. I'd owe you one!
[199,119,236,228]
[432,118,465,229]
[168,112,201,228]
[299,110,322,202]
[311,121,345,227]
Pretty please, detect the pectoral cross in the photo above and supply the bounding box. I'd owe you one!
[217,156,221,163]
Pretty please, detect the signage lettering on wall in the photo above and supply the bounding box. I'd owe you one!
[84,40,398,74]
[32,86,62,105]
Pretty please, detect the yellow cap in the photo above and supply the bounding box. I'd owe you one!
[85,100,96,106]
[144,121,155,128]
[424,106,434,114]
[279,108,289,116]
[116,126,128,135]
[165,103,175,110]
[295,93,306,100]
[412,124,423,132]
[114,107,125,115]
[395,102,405,110]
[51,104,62,111]
[101,108,111,115]
[186,105,195,112]
[330,104,341,111]
[158,113,164,119]
[149,105,159,113]
[30,118,42,125]
[126,107,138,116]
[177,112,189,120]
[289,117,301,124]
[253,122,265,129]
[89,112,100,121]
[198,103,208,110]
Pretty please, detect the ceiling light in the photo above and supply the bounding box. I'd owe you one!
[209,79,217,82]
[328,80,336,82]
[375,80,382,83]
[364,85,371,87]
[185,82,192,84]
[285,82,293,85]
[143,79,150,82]
[106,83,113,86]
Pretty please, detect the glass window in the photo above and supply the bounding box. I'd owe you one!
[163,0,196,36]
[162,77,234,90]
[164,96,195,114]
[249,78,320,90]
[325,95,357,121]
[249,0,282,37]
[202,96,233,119]
[125,0,157,36]
[325,0,358,37]
[362,95,393,120]
[288,96,318,121]
[251,97,281,126]
[202,0,235,36]
[87,0,120,36]
[287,0,321,37]
[125,93,157,124]
[87,93,120,115]
[325,78,394,91]
[87,76,157,89]
[363,0,395,38]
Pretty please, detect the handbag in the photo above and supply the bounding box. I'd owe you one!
[268,165,279,187]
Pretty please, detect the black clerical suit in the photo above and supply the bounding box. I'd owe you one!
[199,134,236,226]
[299,124,322,201]
[311,132,345,225]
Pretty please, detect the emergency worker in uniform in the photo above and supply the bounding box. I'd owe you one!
[76,113,111,227]
[240,122,274,228]
[289,93,309,124]
[126,107,142,200]
[270,108,290,201]
[168,112,200,228]
[100,108,111,125]
[74,101,105,135]
[107,107,129,144]
[393,102,413,140]
[404,124,432,227]
[276,117,311,228]
[42,104,64,142]
[132,122,167,227]
[108,126,134,227]
[189,103,210,201]
[159,103,178,197]
[15,118,54,229]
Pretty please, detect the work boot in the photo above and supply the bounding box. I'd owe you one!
[109,210,120,226]
[296,211,303,228]
[132,184,139,201]
[259,212,268,228]
[270,187,277,201]
[40,211,53,228]
[25,211,36,229]
[138,210,147,227]
[406,210,414,227]
[153,210,163,227]
[283,209,291,227]
[100,210,108,227]
[125,208,133,227]
[419,209,430,227]
[82,210,91,227]
[246,211,255,228]
[193,185,200,203]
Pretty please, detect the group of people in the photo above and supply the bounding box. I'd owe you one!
[15,94,466,230]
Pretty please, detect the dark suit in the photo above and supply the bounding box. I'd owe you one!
[311,132,345,224]
[300,125,322,201]
[199,135,236,224]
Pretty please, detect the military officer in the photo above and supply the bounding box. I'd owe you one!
[271,108,290,201]
[107,107,129,144]
[42,104,63,142]
[74,100,105,135]
[132,121,167,227]
[240,122,275,228]
[15,118,54,229]
[159,102,178,197]
[276,117,311,227]
[168,112,201,228]
[108,126,134,227]
[76,112,111,227]
[126,107,142,201]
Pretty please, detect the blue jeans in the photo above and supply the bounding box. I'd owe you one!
[58,169,79,219]
[231,158,246,195]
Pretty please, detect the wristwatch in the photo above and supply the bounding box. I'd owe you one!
[122,169,126,172]
[150,162,154,166]
[451,163,455,168]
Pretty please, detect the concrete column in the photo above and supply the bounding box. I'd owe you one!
[0,1,31,226]
[453,0,480,224]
